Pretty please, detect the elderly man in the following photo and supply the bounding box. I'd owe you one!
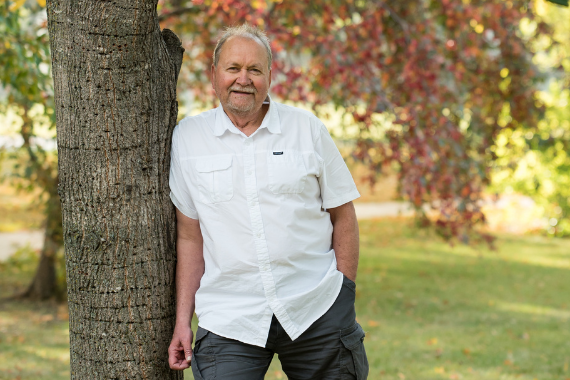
[167,24,368,379]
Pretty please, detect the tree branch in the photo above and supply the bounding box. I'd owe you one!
[162,29,185,82]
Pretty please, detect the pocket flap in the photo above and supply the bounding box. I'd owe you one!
[340,323,365,349]
[196,156,232,172]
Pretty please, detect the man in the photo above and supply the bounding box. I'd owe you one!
[167,24,368,379]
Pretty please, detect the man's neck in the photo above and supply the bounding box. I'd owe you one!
[224,104,269,137]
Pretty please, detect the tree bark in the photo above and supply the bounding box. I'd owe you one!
[47,1,184,378]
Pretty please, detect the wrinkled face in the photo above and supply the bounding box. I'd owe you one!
[211,36,271,116]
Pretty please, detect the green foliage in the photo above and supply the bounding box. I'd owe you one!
[0,1,57,193]
[0,244,39,277]
[0,242,66,298]
[546,0,568,7]
[0,2,53,111]
[490,1,570,236]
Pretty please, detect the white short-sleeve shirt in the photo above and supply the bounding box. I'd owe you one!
[169,97,360,347]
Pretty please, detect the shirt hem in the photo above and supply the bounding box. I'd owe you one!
[197,322,267,348]
[287,270,344,341]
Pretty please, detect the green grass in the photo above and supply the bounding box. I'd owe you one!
[1,218,569,379]
[352,219,570,380]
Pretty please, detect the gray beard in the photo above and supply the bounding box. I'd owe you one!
[226,96,256,115]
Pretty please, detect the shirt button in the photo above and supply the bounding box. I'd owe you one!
[247,170,252,176]
[256,233,261,238]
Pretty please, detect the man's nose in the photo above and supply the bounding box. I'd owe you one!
[235,69,252,86]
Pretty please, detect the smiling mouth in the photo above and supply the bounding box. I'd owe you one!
[231,90,254,95]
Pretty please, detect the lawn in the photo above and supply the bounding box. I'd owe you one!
[1,218,569,379]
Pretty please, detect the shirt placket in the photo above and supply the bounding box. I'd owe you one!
[242,137,299,338]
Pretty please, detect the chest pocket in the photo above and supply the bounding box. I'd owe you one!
[267,151,307,194]
[195,155,234,204]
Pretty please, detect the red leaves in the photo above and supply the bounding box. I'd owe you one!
[160,0,544,245]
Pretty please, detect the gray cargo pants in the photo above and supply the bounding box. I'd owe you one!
[191,275,369,379]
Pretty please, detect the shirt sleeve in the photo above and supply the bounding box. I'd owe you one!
[313,121,360,209]
[169,126,199,220]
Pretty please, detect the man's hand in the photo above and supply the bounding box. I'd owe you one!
[168,325,194,370]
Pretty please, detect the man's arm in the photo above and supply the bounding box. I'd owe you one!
[328,201,359,282]
[168,208,204,370]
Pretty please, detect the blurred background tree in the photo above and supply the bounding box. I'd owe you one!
[157,0,550,244]
[0,0,63,300]
[0,0,568,299]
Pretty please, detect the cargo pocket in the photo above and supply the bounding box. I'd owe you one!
[340,323,369,380]
[195,155,233,204]
[191,327,216,380]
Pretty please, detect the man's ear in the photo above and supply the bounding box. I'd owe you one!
[268,68,272,88]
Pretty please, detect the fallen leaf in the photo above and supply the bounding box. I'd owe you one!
[398,373,406,379]
[434,367,445,374]
[462,348,471,356]
[40,314,54,322]
[427,338,438,345]
[368,320,379,327]
[504,359,513,366]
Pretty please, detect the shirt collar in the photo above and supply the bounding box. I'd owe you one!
[213,94,281,137]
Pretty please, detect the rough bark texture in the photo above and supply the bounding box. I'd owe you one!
[47,1,184,378]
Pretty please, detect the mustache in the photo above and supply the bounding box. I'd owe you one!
[229,86,257,94]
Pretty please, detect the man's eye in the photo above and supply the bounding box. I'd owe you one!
[228,67,239,72]
[250,69,261,74]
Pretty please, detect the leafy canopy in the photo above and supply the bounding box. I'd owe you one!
[159,0,548,244]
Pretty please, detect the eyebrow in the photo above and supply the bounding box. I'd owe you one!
[226,62,263,69]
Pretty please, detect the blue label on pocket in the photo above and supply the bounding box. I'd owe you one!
[273,151,284,155]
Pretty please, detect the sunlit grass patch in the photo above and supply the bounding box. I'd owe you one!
[496,302,570,320]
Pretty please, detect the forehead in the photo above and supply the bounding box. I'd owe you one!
[218,36,268,66]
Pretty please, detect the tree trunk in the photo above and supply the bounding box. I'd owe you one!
[18,103,64,300]
[47,1,184,378]
[22,187,63,300]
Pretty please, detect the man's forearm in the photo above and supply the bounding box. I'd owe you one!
[175,237,204,326]
[329,202,359,281]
